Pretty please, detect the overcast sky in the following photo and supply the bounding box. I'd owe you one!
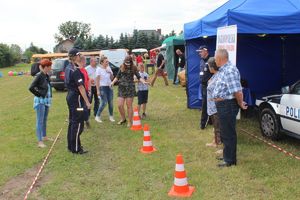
[0,0,228,52]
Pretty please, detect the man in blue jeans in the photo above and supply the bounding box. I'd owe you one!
[212,49,247,167]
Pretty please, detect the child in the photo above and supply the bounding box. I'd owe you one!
[137,63,150,118]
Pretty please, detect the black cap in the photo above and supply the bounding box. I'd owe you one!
[68,48,80,57]
[196,45,208,52]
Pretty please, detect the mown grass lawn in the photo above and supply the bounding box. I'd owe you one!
[1,64,300,199]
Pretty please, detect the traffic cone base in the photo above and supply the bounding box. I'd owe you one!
[140,146,157,154]
[168,185,195,197]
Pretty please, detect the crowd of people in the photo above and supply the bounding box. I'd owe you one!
[29,46,247,167]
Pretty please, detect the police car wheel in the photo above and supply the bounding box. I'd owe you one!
[260,108,281,140]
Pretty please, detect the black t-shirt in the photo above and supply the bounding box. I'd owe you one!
[156,53,165,69]
[200,56,213,86]
[178,54,185,68]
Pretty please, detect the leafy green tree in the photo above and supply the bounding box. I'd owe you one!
[54,21,91,43]
[9,44,22,64]
[23,43,48,62]
[0,43,12,67]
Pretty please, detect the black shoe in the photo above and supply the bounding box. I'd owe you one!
[200,124,206,130]
[216,157,224,161]
[73,149,88,154]
[217,161,236,168]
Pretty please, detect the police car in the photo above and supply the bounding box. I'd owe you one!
[256,80,300,140]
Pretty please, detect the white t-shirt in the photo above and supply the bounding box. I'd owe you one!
[96,66,113,86]
[85,65,98,86]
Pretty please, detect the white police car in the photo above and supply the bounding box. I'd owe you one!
[256,80,300,140]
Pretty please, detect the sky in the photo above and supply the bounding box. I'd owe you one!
[0,0,228,52]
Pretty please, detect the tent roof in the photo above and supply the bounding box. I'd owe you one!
[162,34,185,46]
[184,0,300,40]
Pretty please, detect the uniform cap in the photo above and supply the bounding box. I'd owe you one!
[68,48,80,57]
[196,45,208,52]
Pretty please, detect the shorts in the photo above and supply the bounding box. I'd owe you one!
[137,90,148,105]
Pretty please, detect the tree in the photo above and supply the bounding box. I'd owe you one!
[9,44,22,64]
[136,32,148,48]
[0,43,11,67]
[94,35,106,49]
[148,32,157,50]
[23,43,48,62]
[54,21,91,43]
[119,33,125,48]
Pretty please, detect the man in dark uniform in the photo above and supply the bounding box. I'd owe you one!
[197,45,213,129]
[65,48,91,154]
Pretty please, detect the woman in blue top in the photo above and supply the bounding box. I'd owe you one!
[29,59,52,148]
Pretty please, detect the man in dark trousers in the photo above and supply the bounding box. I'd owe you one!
[197,45,213,129]
[213,49,247,167]
[65,48,91,154]
[174,49,185,84]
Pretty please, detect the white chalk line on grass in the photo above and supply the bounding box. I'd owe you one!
[24,123,65,200]
[239,128,300,161]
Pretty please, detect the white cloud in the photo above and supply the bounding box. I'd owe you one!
[0,0,227,52]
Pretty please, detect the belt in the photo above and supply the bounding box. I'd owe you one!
[214,97,235,102]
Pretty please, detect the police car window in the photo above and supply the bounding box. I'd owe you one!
[291,82,300,95]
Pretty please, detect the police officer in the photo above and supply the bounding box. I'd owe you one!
[197,45,213,129]
[65,48,91,154]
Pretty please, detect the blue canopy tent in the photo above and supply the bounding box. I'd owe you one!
[184,0,300,108]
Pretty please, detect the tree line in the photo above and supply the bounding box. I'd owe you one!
[0,43,47,68]
[0,21,180,68]
[55,21,178,51]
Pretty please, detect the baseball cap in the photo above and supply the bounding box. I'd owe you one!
[196,45,208,52]
[68,48,80,57]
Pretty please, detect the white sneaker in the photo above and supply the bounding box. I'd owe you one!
[109,116,115,122]
[38,142,46,148]
[95,116,102,123]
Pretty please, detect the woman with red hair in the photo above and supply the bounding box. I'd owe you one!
[29,59,53,148]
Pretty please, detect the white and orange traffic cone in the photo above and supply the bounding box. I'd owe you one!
[140,124,157,153]
[131,107,143,131]
[168,154,195,197]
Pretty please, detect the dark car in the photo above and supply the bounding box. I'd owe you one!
[50,58,69,91]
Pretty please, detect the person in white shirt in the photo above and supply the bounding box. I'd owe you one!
[95,56,115,122]
[85,57,100,117]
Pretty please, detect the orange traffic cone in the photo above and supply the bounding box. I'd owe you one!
[168,154,195,197]
[131,107,143,131]
[140,124,157,153]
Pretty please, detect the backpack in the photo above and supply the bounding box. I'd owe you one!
[30,62,40,76]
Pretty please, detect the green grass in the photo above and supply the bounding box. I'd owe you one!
[1,65,300,199]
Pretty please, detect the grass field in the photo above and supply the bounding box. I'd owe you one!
[1,64,300,199]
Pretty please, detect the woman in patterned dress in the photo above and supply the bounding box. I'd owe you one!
[111,55,148,127]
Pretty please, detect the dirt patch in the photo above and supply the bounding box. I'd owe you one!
[0,164,51,200]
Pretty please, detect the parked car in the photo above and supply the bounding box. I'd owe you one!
[50,58,69,91]
[256,80,300,140]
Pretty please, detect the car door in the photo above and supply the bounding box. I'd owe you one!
[280,81,300,134]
